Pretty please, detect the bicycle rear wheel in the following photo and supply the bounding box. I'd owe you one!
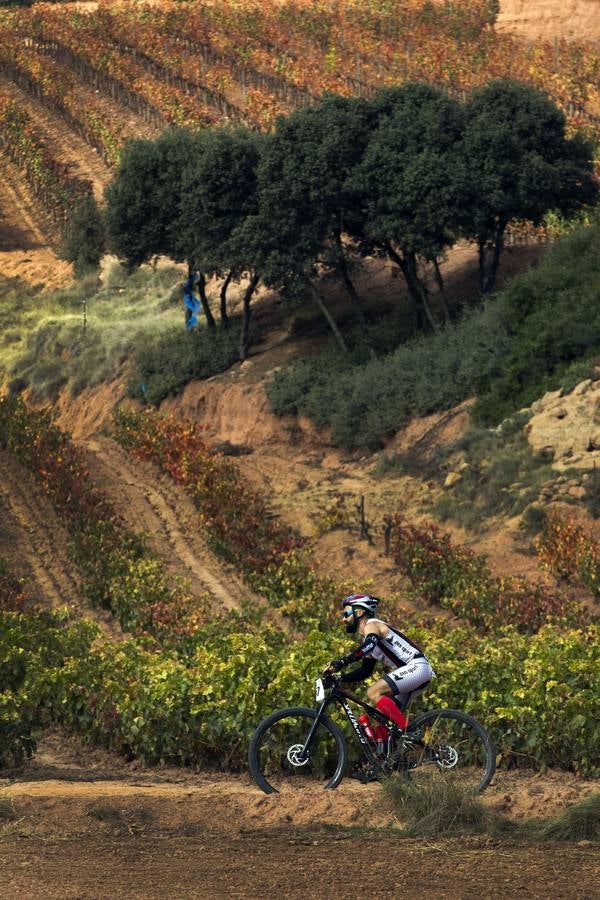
[248,706,347,795]
[400,708,495,793]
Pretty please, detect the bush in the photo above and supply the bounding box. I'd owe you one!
[60,193,106,278]
[387,516,584,632]
[409,621,599,773]
[268,220,600,445]
[128,325,243,405]
[267,300,512,448]
[0,610,97,765]
[473,219,600,425]
[381,774,502,836]
[535,513,600,596]
[541,793,600,841]
[433,417,553,529]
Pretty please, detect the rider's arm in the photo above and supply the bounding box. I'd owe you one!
[340,657,377,683]
[329,632,381,671]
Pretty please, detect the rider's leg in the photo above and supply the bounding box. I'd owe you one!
[372,660,434,729]
[367,679,408,729]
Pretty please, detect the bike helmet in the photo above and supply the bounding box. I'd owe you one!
[341,594,380,615]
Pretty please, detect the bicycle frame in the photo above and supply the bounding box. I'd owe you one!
[300,683,402,766]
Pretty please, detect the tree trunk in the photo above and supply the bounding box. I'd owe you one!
[239,272,260,361]
[477,236,487,294]
[309,283,349,353]
[333,231,375,357]
[220,270,232,329]
[385,244,436,332]
[483,220,506,293]
[196,271,217,330]
[432,257,452,321]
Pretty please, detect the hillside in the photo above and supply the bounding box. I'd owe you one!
[1,3,599,897]
[0,0,598,289]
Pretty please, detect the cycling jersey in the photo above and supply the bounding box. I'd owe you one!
[335,619,434,704]
[362,618,426,670]
[338,618,426,671]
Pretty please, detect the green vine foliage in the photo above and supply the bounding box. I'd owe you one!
[1,400,599,775]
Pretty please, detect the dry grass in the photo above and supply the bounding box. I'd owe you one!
[381,774,509,837]
[539,793,600,842]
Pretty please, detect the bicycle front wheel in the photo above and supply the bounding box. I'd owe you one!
[401,708,495,794]
[248,706,347,795]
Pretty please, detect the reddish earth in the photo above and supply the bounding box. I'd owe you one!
[1,734,598,899]
[497,0,600,43]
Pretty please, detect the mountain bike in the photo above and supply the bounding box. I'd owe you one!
[248,672,495,795]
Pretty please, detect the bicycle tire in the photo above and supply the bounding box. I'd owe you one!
[405,708,496,793]
[248,706,348,795]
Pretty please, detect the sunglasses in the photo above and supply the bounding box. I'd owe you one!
[342,609,354,618]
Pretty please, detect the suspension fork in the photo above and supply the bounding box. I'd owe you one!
[298,698,333,760]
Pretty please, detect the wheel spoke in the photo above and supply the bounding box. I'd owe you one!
[398,711,494,793]
[249,710,345,794]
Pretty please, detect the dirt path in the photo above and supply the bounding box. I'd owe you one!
[0,451,122,639]
[82,436,248,612]
[1,736,598,899]
[1,828,598,900]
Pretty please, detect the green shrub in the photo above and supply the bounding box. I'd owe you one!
[268,298,512,449]
[268,220,600,446]
[60,193,106,279]
[433,419,553,529]
[473,220,600,424]
[128,325,243,405]
[0,610,97,765]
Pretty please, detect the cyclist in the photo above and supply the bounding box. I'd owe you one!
[325,593,434,731]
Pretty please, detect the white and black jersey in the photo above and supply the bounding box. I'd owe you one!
[364,618,426,670]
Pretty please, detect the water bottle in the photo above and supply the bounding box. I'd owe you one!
[358,713,375,742]
[374,724,389,755]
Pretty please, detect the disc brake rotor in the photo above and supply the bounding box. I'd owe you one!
[436,745,459,769]
[286,743,310,767]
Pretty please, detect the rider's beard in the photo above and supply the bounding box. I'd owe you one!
[345,617,358,634]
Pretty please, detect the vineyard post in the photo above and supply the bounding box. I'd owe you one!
[383,515,392,557]
[82,296,87,336]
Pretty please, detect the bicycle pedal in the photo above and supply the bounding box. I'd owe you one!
[351,768,380,785]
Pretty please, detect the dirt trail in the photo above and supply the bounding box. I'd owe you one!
[1,735,598,899]
[82,436,247,611]
[1,830,598,900]
[0,450,122,638]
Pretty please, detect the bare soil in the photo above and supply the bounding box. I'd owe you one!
[81,435,250,612]
[0,150,72,290]
[0,735,598,899]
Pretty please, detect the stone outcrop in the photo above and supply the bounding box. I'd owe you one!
[524,378,600,469]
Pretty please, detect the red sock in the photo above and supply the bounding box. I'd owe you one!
[376,696,408,729]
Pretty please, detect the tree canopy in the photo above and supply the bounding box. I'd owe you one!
[463,79,598,292]
[104,128,202,268]
[351,82,467,329]
[103,78,599,360]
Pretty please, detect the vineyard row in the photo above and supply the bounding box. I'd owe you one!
[0,88,92,242]
[6,2,600,139]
